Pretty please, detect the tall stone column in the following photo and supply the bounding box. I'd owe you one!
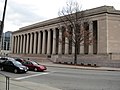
[23,34,26,54]
[89,22,93,54]
[33,32,37,54]
[37,32,41,54]
[17,35,20,54]
[42,31,45,54]
[14,36,17,53]
[58,29,62,54]
[47,30,51,54]
[30,33,33,54]
[52,29,56,54]
[12,36,15,53]
[20,35,23,54]
[26,34,29,54]
[65,37,69,54]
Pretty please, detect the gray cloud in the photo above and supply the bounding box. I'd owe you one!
[5,1,46,26]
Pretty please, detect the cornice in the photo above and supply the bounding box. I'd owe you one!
[12,6,120,34]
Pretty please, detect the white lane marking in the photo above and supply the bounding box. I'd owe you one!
[14,72,49,80]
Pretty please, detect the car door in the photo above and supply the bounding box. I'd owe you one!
[27,61,34,70]
[3,61,9,70]
[23,61,33,70]
[8,61,15,72]
[4,61,15,72]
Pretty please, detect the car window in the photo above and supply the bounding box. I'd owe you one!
[15,58,21,61]
[28,61,32,65]
[4,61,13,65]
[23,61,30,65]
[9,61,14,65]
[26,61,32,65]
[4,61,9,64]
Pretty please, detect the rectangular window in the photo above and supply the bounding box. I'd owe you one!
[93,20,98,54]
[84,22,89,54]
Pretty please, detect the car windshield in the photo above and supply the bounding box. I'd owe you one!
[32,61,39,65]
[9,58,15,61]
[13,61,22,66]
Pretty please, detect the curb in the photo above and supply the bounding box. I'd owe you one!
[42,63,120,72]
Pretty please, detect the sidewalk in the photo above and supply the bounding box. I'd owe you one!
[0,75,61,90]
[40,62,120,71]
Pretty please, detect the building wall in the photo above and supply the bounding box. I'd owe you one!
[98,14,108,54]
[11,6,120,57]
[107,14,120,53]
[1,31,12,55]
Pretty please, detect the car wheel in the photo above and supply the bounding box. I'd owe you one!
[34,68,38,71]
[14,69,18,73]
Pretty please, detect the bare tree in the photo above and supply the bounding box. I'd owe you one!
[58,1,94,65]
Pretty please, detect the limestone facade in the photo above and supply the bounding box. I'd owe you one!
[12,6,120,57]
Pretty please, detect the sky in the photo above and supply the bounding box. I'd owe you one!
[0,0,120,32]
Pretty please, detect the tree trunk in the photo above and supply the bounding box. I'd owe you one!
[74,41,77,65]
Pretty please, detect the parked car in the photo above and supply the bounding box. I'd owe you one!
[17,59,47,72]
[15,58,25,63]
[0,59,28,73]
[0,57,11,63]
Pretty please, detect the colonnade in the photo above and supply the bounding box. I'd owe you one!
[12,27,69,55]
[12,24,97,55]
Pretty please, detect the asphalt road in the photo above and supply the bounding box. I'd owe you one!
[1,67,120,90]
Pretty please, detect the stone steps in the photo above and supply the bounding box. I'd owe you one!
[8,54,52,63]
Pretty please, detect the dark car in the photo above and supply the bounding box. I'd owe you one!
[0,59,28,73]
[21,60,47,72]
[0,57,10,63]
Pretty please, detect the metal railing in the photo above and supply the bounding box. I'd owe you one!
[0,72,33,90]
[0,73,10,90]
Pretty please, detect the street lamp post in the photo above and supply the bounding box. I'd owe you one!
[0,0,8,53]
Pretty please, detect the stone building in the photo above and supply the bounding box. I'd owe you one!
[1,31,12,55]
[12,6,120,67]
